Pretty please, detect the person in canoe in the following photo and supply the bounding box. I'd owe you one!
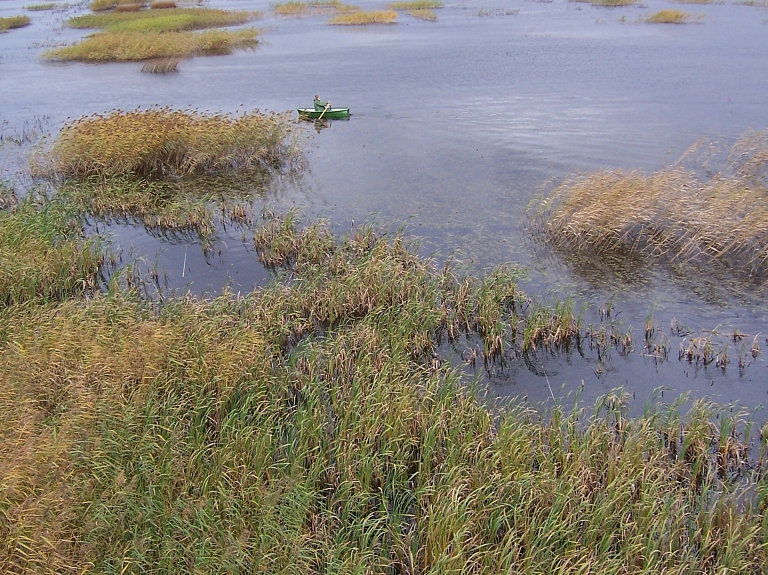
[314,95,331,112]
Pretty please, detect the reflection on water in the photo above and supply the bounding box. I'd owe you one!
[2,0,768,410]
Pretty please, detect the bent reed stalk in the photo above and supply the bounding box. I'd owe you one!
[1,208,767,573]
[533,131,768,278]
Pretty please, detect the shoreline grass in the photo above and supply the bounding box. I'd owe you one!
[532,131,768,279]
[1,208,767,572]
[328,9,398,24]
[0,15,31,31]
[646,8,691,22]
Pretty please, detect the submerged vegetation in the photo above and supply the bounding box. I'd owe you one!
[0,15,31,31]
[646,9,692,22]
[2,199,768,572]
[328,9,398,24]
[533,131,768,280]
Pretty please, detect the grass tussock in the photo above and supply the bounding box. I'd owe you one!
[42,107,293,178]
[0,193,106,307]
[387,0,443,9]
[0,15,31,31]
[139,55,179,72]
[25,3,57,11]
[272,0,359,16]
[43,27,260,62]
[646,8,691,22]
[1,211,767,573]
[533,131,768,278]
[66,8,260,33]
[328,9,398,24]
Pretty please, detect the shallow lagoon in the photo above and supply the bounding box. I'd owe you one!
[1,0,768,410]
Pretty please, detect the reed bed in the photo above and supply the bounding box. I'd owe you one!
[43,107,292,178]
[328,9,398,24]
[25,3,57,11]
[0,193,106,307]
[44,27,259,62]
[0,15,31,31]
[66,7,260,33]
[89,0,144,10]
[533,132,768,279]
[1,211,767,573]
[646,9,691,22]
[272,0,358,16]
[387,0,443,9]
[570,0,637,6]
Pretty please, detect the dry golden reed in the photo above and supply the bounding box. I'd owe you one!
[0,15,31,30]
[535,131,768,277]
[43,107,292,178]
[328,9,397,24]
[646,9,690,22]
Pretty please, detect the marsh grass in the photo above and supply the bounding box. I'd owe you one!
[150,0,176,7]
[533,131,768,280]
[44,27,260,61]
[387,0,443,8]
[328,9,397,23]
[25,3,57,11]
[1,210,767,573]
[66,7,259,33]
[0,15,31,30]
[571,0,637,6]
[272,0,359,16]
[41,107,293,178]
[0,193,107,306]
[647,8,691,22]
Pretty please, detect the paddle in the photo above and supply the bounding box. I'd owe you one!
[317,102,331,121]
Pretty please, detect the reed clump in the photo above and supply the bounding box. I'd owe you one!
[328,9,398,24]
[570,0,637,6]
[0,15,31,31]
[387,0,443,9]
[534,131,768,279]
[406,8,437,20]
[139,55,179,72]
[43,107,293,178]
[1,210,767,573]
[646,9,691,22]
[272,0,359,16]
[25,3,57,11]
[0,193,106,307]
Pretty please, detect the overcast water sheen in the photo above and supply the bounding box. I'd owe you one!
[2,0,768,411]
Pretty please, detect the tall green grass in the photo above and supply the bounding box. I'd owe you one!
[0,192,106,307]
[1,212,766,573]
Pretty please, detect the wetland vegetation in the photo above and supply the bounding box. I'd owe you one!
[43,7,262,62]
[0,14,30,30]
[3,108,768,573]
[328,9,398,24]
[646,8,692,22]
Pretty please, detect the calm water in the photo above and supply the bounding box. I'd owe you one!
[2,0,768,411]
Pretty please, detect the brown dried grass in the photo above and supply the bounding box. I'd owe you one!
[535,132,768,277]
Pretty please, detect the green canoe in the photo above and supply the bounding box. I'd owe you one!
[297,107,351,120]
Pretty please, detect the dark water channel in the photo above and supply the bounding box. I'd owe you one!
[2,0,768,412]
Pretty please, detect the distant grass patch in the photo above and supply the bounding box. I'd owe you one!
[533,131,768,279]
[0,15,31,30]
[646,8,691,22]
[150,0,176,7]
[89,0,143,10]
[66,8,259,33]
[328,9,397,23]
[43,28,260,62]
[571,0,637,6]
[407,7,436,19]
[387,0,443,8]
[25,3,57,10]
[272,0,358,16]
[41,107,293,179]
